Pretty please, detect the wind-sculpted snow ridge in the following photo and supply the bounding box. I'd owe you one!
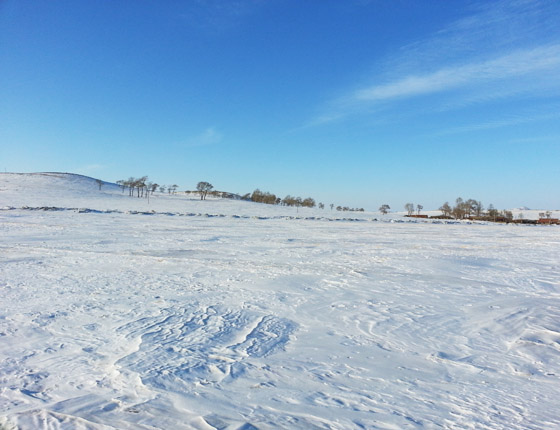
[117,306,297,390]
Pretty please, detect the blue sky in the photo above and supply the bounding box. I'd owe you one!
[1,0,559,210]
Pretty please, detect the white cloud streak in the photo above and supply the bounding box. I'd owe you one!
[313,0,560,125]
[353,44,560,103]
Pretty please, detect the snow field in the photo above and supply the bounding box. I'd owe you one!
[1,173,560,429]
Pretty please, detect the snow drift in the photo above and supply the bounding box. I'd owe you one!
[1,173,559,429]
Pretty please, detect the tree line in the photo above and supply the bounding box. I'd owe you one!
[243,189,317,208]
[116,177,178,198]
[437,198,512,221]
[111,177,366,212]
[403,203,424,216]
[377,203,421,216]
[240,188,364,211]
[376,199,521,222]
[113,178,521,222]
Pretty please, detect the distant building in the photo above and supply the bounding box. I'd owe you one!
[538,218,560,225]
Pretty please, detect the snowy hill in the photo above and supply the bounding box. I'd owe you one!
[0,172,122,208]
[0,172,379,220]
[2,173,557,222]
[0,171,120,194]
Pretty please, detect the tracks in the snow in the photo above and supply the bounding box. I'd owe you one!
[116,305,297,390]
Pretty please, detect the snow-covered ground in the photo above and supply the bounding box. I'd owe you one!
[1,173,559,429]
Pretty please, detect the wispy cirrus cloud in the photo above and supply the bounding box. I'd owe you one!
[313,0,560,125]
[353,44,560,103]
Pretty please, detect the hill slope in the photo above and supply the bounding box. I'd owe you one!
[1,172,558,220]
[0,172,373,219]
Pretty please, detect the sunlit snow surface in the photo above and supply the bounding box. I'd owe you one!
[1,173,560,429]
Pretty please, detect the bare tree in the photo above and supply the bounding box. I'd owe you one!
[404,203,414,216]
[416,204,423,215]
[464,199,481,218]
[302,197,316,208]
[118,176,150,197]
[116,180,126,193]
[330,203,334,210]
[146,182,154,195]
[379,204,390,215]
[452,197,465,219]
[318,202,324,209]
[127,177,135,196]
[487,204,499,222]
[251,189,277,204]
[281,195,305,207]
[473,200,484,217]
[136,176,148,198]
[439,202,452,217]
[196,181,213,200]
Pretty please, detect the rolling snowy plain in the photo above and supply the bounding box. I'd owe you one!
[1,173,560,430]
